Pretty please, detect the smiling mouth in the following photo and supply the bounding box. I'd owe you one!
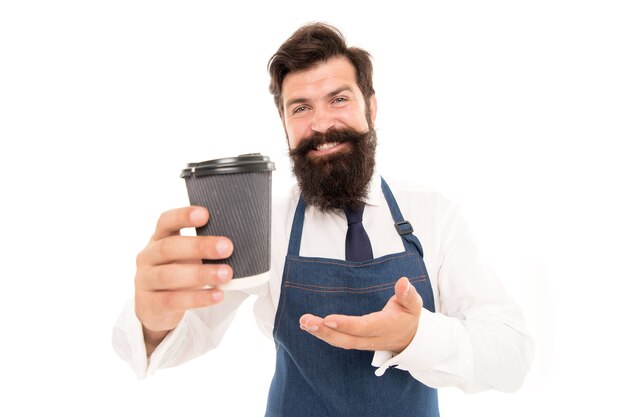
[308,141,349,158]
[315,142,340,151]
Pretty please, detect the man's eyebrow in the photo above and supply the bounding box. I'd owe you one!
[284,86,355,109]
[285,97,308,109]
[326,86,354,99]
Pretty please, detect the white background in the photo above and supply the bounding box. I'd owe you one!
[1,1,624,415]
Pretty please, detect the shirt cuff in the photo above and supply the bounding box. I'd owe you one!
[111,300,190,379]
[371,309,471,384]
[111,300,149,379]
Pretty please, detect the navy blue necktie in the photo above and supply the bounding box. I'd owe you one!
[344,205,374,262]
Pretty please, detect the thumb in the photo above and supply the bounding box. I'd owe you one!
[395,277,422,314]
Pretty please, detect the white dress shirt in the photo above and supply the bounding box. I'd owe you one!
[112,174,534,393]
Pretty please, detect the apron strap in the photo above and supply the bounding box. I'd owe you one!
[381,178,425,258]
[286,196,306,257]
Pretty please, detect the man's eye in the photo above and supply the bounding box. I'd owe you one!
[293,106,307,113]
[333,97,347,104]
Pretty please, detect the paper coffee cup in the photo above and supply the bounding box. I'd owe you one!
[180,153,275,290]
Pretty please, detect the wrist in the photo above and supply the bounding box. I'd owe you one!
[142,325,170,358]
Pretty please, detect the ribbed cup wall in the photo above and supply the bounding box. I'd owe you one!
[185,171,272,278]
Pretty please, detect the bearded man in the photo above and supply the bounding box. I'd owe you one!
[114,23,533,417]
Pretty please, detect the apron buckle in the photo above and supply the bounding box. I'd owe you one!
[394,220,414,236]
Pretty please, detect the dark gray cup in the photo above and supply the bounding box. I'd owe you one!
[181,153,275,290]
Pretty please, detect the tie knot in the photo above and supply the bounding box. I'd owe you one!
[344,205,365,225]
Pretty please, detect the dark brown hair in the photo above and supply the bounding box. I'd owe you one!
[268,23,375,115]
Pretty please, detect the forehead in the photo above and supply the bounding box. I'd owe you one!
[282,56,361,101]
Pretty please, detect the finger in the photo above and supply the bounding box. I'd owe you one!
[152,206,209,241]
[146,288,225,316]
[395,277,422,314]
[321,312,384,337]
[141,263,233,290]
[299,314,323,331]
[139,235,233,266]
[301,320,378,351]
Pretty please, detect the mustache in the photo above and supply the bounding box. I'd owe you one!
[289,128,371,158]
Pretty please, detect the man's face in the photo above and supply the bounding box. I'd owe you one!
[280,56,378,211]
[281,56,377,152]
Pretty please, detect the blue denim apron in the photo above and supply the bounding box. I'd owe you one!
[265,179,439,417]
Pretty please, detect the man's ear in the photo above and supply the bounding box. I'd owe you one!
[369,95,378,128]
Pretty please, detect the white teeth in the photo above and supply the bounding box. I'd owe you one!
[316,142,339,151]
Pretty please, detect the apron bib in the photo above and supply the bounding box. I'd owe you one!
[265,179,439,417]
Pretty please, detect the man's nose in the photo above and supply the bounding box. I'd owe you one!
[311,107,335,133]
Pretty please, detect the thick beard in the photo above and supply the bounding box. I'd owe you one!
[289,127,377,212]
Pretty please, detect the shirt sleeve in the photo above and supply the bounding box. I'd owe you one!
[112,289,251,379]
[371,201,534,393]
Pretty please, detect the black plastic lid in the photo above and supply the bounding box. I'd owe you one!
[180,153,275,178]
